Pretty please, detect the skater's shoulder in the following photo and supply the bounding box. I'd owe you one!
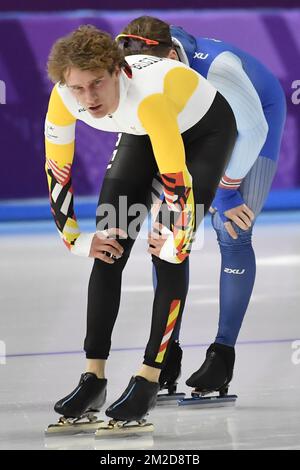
[47,83,78,123]
[126,54,199,92]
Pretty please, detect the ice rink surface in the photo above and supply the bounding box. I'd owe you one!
[0,212,300,450]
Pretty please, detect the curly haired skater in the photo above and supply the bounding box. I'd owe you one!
[47,25,125,84]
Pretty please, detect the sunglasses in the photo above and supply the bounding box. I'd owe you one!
[116,34,172,51]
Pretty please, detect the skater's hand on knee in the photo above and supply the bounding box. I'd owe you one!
[89,229,127,263]
[147,222,169,257]
[224,204,254,239]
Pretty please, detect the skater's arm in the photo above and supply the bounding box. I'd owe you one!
[45,87,125,261]
[208,53,265,236]
[208,51,268,183]
[137,69,197,263]
[45,86,94,256]
[137,67,198,176]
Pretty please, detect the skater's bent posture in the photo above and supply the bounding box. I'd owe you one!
[117,16,286,398]
[45,25,236,424]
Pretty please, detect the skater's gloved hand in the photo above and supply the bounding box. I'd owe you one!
[210,188,254,240]
[148,222,188,263]
[90,228,127,264]
[71,228,127,263]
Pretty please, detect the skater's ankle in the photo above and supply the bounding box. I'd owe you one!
[136,365,160,383]
[86,359,106,379]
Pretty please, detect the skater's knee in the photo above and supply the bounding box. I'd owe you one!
[91,237,132,270]
[217,229,253,255]
[212,213,253,249]
[151,254,189,274]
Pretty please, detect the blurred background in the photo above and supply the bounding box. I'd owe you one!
[0,0,299,223]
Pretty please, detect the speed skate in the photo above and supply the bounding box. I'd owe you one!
[179,342,237,407]
[45,372,107,436]
[99,375,159,438]
[178,387,237,408]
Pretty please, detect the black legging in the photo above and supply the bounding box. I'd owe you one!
[84,92,237,368]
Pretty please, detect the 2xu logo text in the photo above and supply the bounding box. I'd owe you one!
[224,268,245,274]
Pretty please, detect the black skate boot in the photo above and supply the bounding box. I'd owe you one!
[46,373,107,435]
[157,340,186,404]
[179,343,237,407]
[96,376,159,437]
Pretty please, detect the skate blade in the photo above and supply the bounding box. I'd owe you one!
[178,394,237,408]
[95,420,154,438]
[157,392,186,406]
[45,419,104,436]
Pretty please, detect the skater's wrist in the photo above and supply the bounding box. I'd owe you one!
[211,188,244,223]
[71,232,95,257]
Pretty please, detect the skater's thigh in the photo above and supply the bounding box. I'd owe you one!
[185,132,235,228]
[239,87,285,221]
[105,133,158,186]
[239,155,278,220]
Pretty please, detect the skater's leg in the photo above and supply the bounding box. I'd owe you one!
[186,158,280,392]
[186,89,286,393]
[212,85,286,347]
[186,158,277,392]
[54,134,158,420]
[152,257,189,342]
[86,359,106,379]
[148,187,185,391]
[136,365,161,383]
[156,92,236,389]
[212,156,278,346]
[141,256,190,371]
[213,224,256,346]
[84,134,158,363]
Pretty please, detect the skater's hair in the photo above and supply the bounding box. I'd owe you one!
[47,25,124,84]
[117,16,173,58]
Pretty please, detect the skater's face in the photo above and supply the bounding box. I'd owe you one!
[65,67,121,118]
